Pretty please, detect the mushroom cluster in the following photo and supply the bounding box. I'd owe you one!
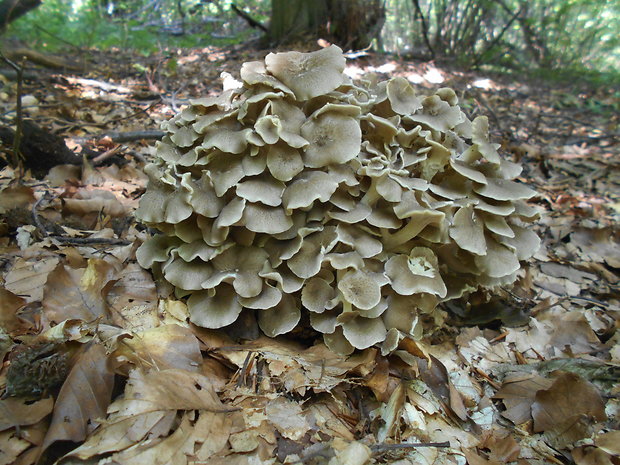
[136,46,540,354]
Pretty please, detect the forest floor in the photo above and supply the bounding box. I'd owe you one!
[0,43,619,465]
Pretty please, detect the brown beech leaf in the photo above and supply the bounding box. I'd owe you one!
[531,372,606,448]
[419,355,468,421]
[0,184,35,214]
[62,188,129,217]
[0,397,54,431]
[110,324,202,374]
[4,256,59,303]
[110,368,234,414]
[493,373,553,425]
[547,312,604,355]
[572,445,616,465]
[65,411,177,460]
[106,413,196,465]
[485,434,521,463]
[40,342,114,454]
[42,258,118,324]
[105,410,236,465]
[0,289,28,333]
[463,449,502,465]
[265,397,310,441]
[106,263,158,331]
[194,411,234,460]
[0,430,31,465]
[595,431,620,456]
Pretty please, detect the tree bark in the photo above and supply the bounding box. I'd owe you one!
[268,0,384,50]
[0,0,41,30]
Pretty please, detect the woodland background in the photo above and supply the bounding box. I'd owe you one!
[0,1,619,465]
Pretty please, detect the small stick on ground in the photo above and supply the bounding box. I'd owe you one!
[0,51,25,175]
[371,441,451,453]
[72,130,165,145]
[91,145,124,165]
[49,236,131,246]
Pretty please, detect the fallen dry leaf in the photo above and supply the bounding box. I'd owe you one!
[572,445,616,465]
[331,438,372,465]
[193,411,233,460]
[0,185,35,214]
[0,398,54,431]
[62,188,129,217]
[595,430,620,455]
[104,412,196,465]
[110,368,233,415]
[531,372,606,448]
[4,256,59,303]
[463,448,502,465]
[0,430,31,465]
[42,258,119,324]
[110,324,202,374]
[40,342,114,454]
[484,434,521,463]
[106,263,158,331]
[265,397,310,441]
[0,289,28,333]
[419,355,468,422]
[493,373,554,425]
[65,410,177,460]
[377,382,406,442]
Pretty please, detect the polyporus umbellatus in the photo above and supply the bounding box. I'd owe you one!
[136,46,540,355]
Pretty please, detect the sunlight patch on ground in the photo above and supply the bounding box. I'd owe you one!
[471,78,498,90]
[423,65,444,84]
[371,61,398,74]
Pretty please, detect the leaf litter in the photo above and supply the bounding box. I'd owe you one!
[0,44,618,465]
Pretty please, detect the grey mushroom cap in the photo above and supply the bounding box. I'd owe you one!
[136,45,539,354]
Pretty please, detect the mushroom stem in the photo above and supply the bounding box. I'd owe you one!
[380,211,444,250]
[336,268,353,315]
[361,177,381,206]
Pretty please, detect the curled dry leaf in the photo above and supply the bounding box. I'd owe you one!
[40,342,114,455]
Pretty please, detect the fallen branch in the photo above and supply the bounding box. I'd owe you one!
[49,236,131,246]
[72,130,165,144]
[0,119,82,177]
[371,441,451,452]
[91,145,124,165]
[0,68,40,80]
[62,76,132,93]
[231,3,268,32]
[0,50,25,173]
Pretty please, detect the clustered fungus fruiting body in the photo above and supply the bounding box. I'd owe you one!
[136,46,540,355]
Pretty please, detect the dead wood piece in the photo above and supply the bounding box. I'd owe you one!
[50,236,131,246]
[231,3,268,32]
[62,76,131,93]
[0,0,41,28]
[5,47,81,70]
[0,119,81,178]
[72,130,165,145]
[0,67,41,80]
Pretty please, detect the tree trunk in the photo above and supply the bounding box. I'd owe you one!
[0,0,41,30]
[268,0,385,50]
